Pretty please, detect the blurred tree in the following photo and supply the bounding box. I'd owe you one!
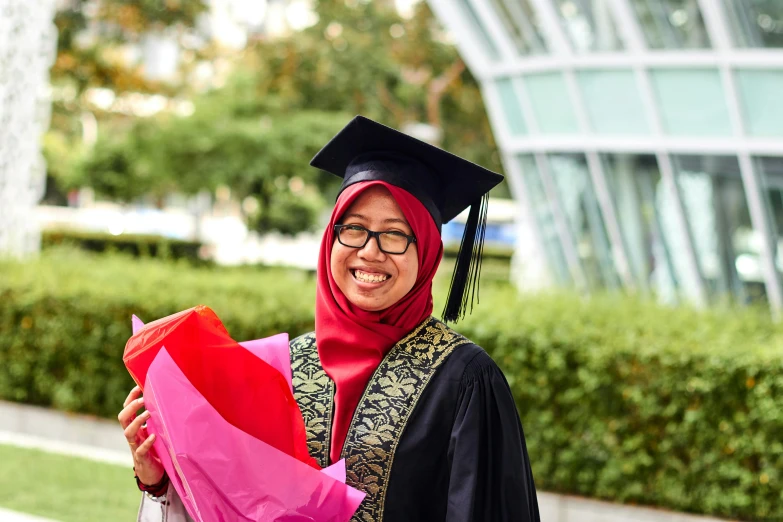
[77,109,349,234]
[76,118,174,203]
[244,0,506,182]
[68,0,509,236]
[53,0,207,95]
[46,0,208,200]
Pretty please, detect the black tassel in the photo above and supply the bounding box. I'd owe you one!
[442,193,489,323]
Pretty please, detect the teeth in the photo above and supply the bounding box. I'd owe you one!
[354,270,389,283]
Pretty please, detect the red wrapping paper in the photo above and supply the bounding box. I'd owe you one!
[123,305,315,467]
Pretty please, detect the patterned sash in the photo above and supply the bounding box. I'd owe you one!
[290,331,333,468]
[290,317,471,521]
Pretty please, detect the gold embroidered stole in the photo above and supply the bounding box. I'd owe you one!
[290,317,471,521]
[290,331,334,468]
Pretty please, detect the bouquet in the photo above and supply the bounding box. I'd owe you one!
[124,306,364,521]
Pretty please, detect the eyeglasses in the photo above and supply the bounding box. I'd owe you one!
[334,224,417,255]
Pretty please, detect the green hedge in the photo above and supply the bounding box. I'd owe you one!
[0,248,315,418]
[1,248,781,520]
[42,229,203,262]
[459,294,783,520]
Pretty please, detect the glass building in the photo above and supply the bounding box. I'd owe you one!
[427,0,783,314]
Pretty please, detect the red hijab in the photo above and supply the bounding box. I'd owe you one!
[315,180,443,464]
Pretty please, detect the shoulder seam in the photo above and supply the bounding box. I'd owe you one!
[460,347,497,383]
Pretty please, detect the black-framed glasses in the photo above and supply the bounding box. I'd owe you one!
[334,224,417,255]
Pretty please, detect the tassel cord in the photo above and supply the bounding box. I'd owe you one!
[442,193,490,322]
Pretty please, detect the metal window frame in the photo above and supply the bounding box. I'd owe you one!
[562,63,637,289]
[499,136,783,156]
[430,0,783,315]
[551,0,627,54]
[699,0,783,315]
[737,152,783,315]
[486,71,589,290]
[426,0,495,79]
[696,0,734,49]
[607,0,647,51]
[510,75,541,136]
[501,151,558,288]
[495,0,549,55]
[601,0,708,305]
[527,0,572,55]
[481,50,783,77]
[478,80,570,292]
[584,150,637,289]
[534,152,589,291]
[466,0,520,61]
[523,0,594,290]
[480,78,522,142]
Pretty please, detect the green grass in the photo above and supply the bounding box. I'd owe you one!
[0,444,139,522]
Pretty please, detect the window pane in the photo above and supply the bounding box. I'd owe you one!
[736,69,783,137]
[523,73,580,134]
[547,153,620,289]
[454,0,501,61]
[650,69,732,137]
[577,70,650,135]
[486,0,547,55]
[722,0,783,48]
[553,0,623,52]
[518,155,572,284]
[602,154,685,302]
[754,156,783,300]
[629,0,711,49]
[671,155,764,304]
[495,78,528,136]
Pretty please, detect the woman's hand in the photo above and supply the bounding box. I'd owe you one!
[118,386,165,486]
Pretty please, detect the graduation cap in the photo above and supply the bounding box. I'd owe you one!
[310,115,503,323]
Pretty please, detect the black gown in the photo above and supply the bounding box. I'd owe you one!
[290,316,540,522]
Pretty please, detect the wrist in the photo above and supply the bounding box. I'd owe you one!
[134,467,169,497]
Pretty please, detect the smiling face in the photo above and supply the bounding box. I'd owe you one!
[330,185,419,312]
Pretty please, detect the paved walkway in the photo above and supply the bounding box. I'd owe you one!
[0,507,59,522]
[0,400,736,522]
[0,401,129,522]
[0,400,128,457]
[537,493,736,522]
[0,430,130,467]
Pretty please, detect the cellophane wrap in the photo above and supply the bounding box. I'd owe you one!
[124,306,365,521]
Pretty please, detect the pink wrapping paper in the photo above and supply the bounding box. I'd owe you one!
[126,307,312,465]
[144,348,365,522]
[132,316,365,521]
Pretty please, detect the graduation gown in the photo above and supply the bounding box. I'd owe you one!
[291,316,540,522]
[138,316,539,522]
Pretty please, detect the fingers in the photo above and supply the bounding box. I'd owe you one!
[124,410,151,444]
[135,433,157,458]
[117,397,145,429]
[123,386,142,408]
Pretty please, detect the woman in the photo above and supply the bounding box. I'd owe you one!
[119,116,540,521]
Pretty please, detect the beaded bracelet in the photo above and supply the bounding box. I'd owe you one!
[134,468,169,498]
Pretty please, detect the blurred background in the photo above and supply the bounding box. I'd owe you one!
[6,0,512,272]
[1,1,782,521]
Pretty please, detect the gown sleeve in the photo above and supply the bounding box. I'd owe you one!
[137,483,193,522]
[445,350,540,522]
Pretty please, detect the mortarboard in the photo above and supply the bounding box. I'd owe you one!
[310,115,503,322]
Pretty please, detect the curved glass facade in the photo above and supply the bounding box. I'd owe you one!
[428,0,783,314]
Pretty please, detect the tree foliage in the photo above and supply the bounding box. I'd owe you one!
[61,0,508,234]
[77,109,349,233]
[46,0,209,202]
[245,0,503,176]
[53,0,207,94]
